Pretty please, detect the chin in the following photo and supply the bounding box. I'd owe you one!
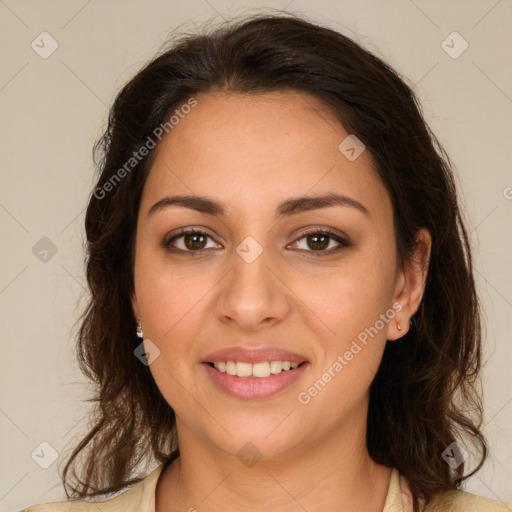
[203,419,306,464]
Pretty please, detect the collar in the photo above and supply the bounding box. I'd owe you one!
[137,464,408,512]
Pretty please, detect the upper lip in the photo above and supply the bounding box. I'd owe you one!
[203,346,309,364]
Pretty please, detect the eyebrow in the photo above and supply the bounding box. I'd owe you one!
[147,192,370,218]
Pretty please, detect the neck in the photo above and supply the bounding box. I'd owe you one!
[156,418,393,512]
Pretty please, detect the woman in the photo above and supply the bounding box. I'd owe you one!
[23,13,511,512]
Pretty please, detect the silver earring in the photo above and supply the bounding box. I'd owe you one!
[136,318,143,339]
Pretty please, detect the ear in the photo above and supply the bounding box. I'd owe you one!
[387,228,431,341]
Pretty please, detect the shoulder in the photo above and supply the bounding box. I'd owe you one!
[426,489,512,512]
[19,491,137,512]
[20,463,166,512]
[20,504,98,512]
[21,485,144,512]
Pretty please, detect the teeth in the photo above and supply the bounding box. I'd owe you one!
[236,362,252,377]
[252,362,270,377]
[213,360,301,377]
[270,361,282,374]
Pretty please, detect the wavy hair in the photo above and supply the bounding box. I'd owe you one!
[61,13,486,511]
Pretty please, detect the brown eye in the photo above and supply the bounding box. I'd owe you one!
[164,229,221,253]
[306,233,330,251]
[183,232,207,250]
[290,229,351,255]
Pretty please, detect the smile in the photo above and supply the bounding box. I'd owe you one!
[203,361,309,399]
[209,360,303,377]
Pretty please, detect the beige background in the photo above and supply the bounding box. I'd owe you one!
[1,0,511,510]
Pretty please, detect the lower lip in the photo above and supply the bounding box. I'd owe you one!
[202,362,309,400]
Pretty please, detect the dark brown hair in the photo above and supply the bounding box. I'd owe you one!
[61,13,486,511]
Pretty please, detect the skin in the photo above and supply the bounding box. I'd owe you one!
[131,90,430,512]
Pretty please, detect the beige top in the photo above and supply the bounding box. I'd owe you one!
[22,464,512,511]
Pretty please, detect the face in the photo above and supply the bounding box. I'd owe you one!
[131,90,429,461]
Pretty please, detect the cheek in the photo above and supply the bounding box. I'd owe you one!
[293,251,396,409]
[134,245,216,340]
[300,251,395,346]
[294,262,393,416]
[134,254,214,412]
[133,253,217,409]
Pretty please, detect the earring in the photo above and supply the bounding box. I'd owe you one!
[397,322,402,332]
[136,318,143,339]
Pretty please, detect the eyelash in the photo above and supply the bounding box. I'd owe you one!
[162,228,351,257]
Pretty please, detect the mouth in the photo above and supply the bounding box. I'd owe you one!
[203,360,308,378]
[202,359,310,400]
[201,346,310,399]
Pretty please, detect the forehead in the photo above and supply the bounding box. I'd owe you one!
[141,90,392,222]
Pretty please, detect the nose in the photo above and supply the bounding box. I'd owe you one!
[215,244,291,331]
